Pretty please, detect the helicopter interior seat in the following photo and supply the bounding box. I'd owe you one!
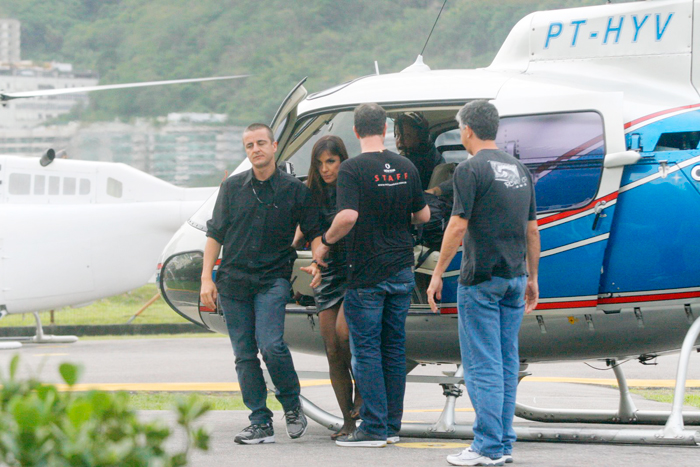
[427,161,457,190]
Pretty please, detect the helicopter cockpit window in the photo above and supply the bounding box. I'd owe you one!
[284,111,397,178]
[654,131,700,151]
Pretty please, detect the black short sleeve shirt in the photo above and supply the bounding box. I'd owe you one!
[452,149,536,286]
[336,150,426,289]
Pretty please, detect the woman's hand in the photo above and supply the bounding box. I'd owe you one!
[301,262,323,288]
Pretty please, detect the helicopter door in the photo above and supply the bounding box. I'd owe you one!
[271,78,308,165]
[494,91,636,314]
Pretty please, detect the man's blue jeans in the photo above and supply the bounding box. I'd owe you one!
[343,266,415,439]
[457,275,526,459]
[219,278,301,425]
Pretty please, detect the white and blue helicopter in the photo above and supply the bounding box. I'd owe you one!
[158,0,700,445]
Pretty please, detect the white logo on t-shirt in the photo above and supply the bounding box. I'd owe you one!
[489,161,527,189]
[384,163,395,174]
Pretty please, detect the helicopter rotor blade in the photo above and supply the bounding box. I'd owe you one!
[0,74,249,101]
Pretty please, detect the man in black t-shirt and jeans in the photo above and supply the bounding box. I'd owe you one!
[313,103,430,447]
[427,101,540,466]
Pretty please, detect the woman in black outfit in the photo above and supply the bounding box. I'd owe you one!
[297,135,361,438]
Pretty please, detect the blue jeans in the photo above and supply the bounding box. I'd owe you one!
[343,266,415,439]
[220,278,300,425]
[457,275,526,459]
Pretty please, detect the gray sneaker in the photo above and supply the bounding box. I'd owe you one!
[335,429,387,448]
[284,406,308,439]
[234,423,275,445]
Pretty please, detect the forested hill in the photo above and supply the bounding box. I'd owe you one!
[1,0,610,124]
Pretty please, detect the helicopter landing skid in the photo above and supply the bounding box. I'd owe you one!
[266,318,700,446]
[0,312,78,347]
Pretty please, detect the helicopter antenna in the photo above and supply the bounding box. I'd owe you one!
[420,0,448,57]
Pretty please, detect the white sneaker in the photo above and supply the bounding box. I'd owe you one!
[387,435,400,444]
[446,448,505,466]
[503,454,513,464]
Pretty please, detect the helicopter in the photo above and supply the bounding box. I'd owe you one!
[157,0,700,445]
[0,75,247,348]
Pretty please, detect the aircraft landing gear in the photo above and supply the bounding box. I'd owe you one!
[295,318,700,446]
[0,312,78,349]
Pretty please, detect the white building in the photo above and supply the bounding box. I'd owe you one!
[0,19,20,63]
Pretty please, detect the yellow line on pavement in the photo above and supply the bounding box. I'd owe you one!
[522,377,700,388]
[53,379,332,392]
[48,376,700,392]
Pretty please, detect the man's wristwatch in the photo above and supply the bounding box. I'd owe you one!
[321,232,334,247]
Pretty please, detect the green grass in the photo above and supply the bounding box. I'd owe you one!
[631,389,700,409]
[126,392,282,411]
[0,285,190,327]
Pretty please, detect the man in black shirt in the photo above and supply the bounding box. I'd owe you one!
[314,103,430,447]
[427,101,540,466]
[201,123,319,445]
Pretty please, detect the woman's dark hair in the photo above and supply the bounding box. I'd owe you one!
[306,135,349,205]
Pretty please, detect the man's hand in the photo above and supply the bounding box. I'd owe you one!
[200,278,218,311]
[313,243,330,268]
[427,275,443,313]
[300,263,323,288]
[525,278,539,314]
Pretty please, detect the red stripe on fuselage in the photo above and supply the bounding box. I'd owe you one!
[534,290,700,310]
[624,103,700,130]
[538,192,617,227]
[598,290,700,305]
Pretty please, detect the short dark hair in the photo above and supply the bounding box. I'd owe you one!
[456,100,499,141]
[354,103,386,138]
[243,123,274,142]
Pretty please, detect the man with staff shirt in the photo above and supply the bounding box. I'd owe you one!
[314,103,430,447]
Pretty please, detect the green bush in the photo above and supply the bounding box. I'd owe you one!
[0,355,210,467]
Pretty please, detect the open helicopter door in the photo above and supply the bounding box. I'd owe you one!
[494,89,639,315]
[271,78,307,169]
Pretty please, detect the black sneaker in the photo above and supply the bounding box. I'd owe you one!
[284,406,308,439]
[234,423,275,445]
[335,429,387,448]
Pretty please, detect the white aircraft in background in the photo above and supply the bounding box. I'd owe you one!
[0,151,216,348]
[0,75,247,349]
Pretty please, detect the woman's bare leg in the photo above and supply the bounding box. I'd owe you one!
[336,304,363,419]
[319,304,356,436]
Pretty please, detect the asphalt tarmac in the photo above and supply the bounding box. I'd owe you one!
[1,336,699,466]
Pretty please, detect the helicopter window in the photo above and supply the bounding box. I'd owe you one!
[63,177,76,195]
[434,111,604,212]
[79,179,91,195]
[48,176,60,195]
[498,112,605,212]
[654,131,700,151]
[8,173,30,195]
[107,177,123,198]
[284,111,397,177]
[34,175,46,195]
